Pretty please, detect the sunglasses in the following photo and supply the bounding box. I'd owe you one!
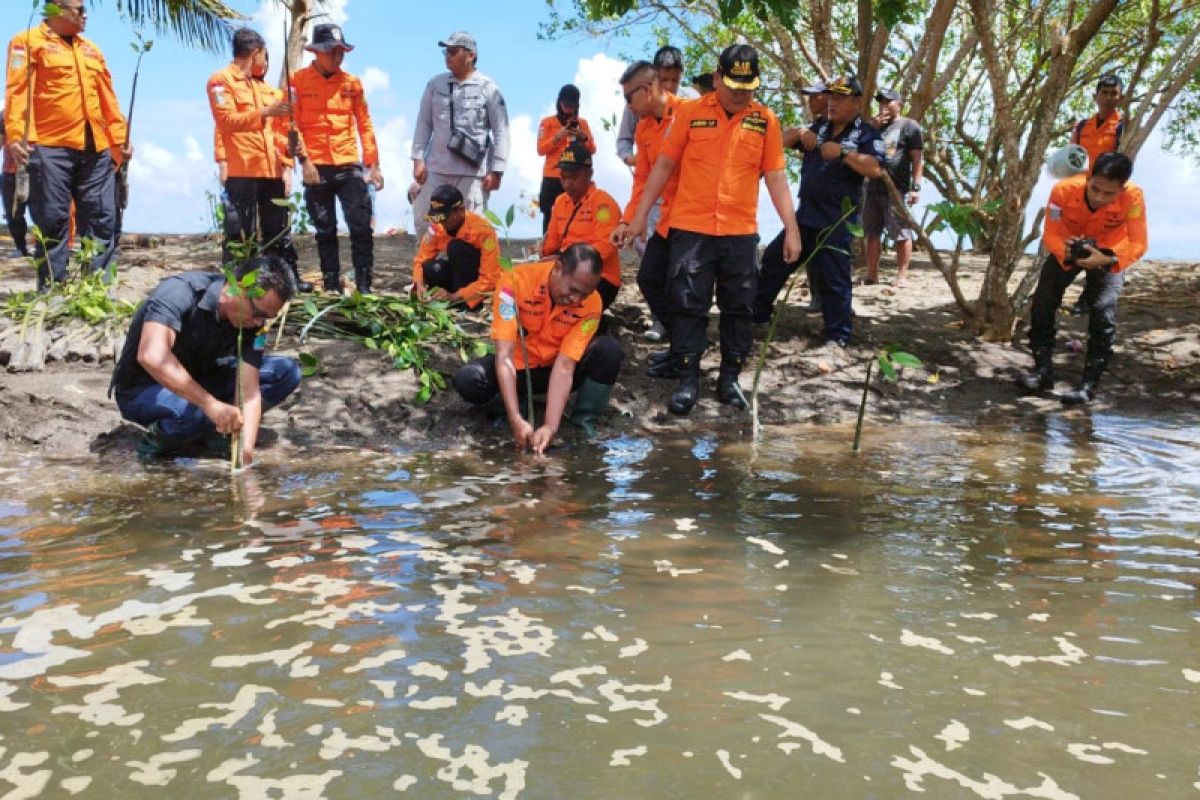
[623,84,651,104]
[61,4,88,14]
[442,46,465,56]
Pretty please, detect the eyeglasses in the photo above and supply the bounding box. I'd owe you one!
[442,46,465,56]
[247,296,275,322]
[623,84,651,104]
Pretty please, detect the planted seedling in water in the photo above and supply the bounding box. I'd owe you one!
[221,264,266,472]
[486,204,537,426]
[851,344,924,453]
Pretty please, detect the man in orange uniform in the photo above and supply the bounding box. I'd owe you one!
[541,143,622,309]
[1071,74,1125,170]
[536,84,595,234]
[4,0,129,289]
[411,184,500,308]
[1019,153,1147,405]
[292,24,382,295]
[207,28,311,292]
[453,243,624,450]
[613,59,684,374]
[623,44,801,415]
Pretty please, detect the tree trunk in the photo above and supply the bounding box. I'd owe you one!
[282,0,311,91]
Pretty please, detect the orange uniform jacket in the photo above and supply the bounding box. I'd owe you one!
[1072,112,1124,169]
[4,23,126,152]
[412,211,501,309]
[537,115,596,178]
[291,65,379,167]
[661,94,785,236]
[541,184,622,286]
[207,63,291,179]
[492,259,602,370]
[623,93,683,238]
[1043,173,1147,273]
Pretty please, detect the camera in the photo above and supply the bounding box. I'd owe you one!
[1065,237,1097,267]
[567,118,580,131]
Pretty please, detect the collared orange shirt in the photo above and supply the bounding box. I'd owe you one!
[412,211,502,309]
[1072,111,1124,169]
[660,94,785,236]
[1043,173,1147,272]
[541,183,621,286]
[207,63,291,179]
[5,23,126,152]
[536,115,596,178]
[291,65,379,167]
[624,93,683,238]
[492,259,602,369]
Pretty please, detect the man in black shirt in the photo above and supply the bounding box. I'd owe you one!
[111,256,300,460]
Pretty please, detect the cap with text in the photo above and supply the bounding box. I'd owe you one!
[718,44,761,91]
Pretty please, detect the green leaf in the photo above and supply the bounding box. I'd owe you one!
[43,3,62,19]
[841,195,854,215]
[891,352,924,368]
[303,298,318,317]
[363,337,377,350]
[846,222,864,239]
[878,355,897,382]
[414,385,433,405]
[270,198,290,207]
[298,351,320,377]
[485,209,505,229]
[505,204,516,229]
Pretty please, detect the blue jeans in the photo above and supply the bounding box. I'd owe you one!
[116,356,301,440]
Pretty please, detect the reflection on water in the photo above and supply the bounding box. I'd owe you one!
[0,413,1197,798]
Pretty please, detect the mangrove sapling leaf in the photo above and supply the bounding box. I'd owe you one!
[222,267,267,473]
[298,351,321,377]
[852,345,925,454]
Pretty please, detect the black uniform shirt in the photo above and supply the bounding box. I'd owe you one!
[796,115,885,232]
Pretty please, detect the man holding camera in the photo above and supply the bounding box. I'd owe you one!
[410,31,509,229]
[1019,152,1147,405]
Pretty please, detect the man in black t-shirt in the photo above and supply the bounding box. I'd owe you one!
[863,88,924,286]
[111,256,300,460]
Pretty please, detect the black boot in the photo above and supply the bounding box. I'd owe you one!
[291,264,314,293]
[668,357,701,415]
[1018,347,1055,393]
[322,272,342,293]
[1060,358,1106,405]
[355,266,373,295]
[716,357,746,409]
[648,349,672,366]
[646,350,681,379]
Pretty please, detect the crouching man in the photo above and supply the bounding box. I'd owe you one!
[1019,152,1147,405]
[452,243,623,452]
[111,256,301,460]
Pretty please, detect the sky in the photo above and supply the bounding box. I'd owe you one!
[22,0,1200,258]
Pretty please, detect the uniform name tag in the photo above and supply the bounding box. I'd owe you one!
[690,119,718,129]
[741,117,767,134]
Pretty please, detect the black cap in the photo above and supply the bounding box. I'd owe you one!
[558,142,593,171]
[306,24,354,53]
[800,80,826,95]
[426,184,464,222]
[875,88,901,103]
[824,75,864,96]
[691,72,714,92]
[557,84,580,108]
[1097,73,1123,91]
[718,44,761,91]
[653,46,684,70]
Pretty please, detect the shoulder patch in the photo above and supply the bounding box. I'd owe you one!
[498,287,517,321]
[595,205,613,224]
[581,317,599,334]
[482,236,497,252]
[9,51,25,71]
[1048,203,1062,221]
[1128,204,1142,219]
[690,118,718,129]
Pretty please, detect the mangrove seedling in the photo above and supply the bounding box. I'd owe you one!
[221,264,266,472]
[851,344,924,453]
[486,204,537,426]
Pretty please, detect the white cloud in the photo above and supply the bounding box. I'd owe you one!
[184,135,203,162]
[360,66,390,98]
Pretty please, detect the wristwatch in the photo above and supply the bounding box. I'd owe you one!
[839,143,851,160]
[911,181,921,191]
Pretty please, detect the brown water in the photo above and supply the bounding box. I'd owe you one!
[0,412,1197,798]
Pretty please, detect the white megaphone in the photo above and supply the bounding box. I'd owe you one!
[1046,144,1089,179]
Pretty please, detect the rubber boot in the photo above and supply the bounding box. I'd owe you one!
[291,264,314,293]
[567,378,614,437]
[322,272,342,293]
[1060,358,1105,405]
[668,356,701,416]
[136,421,188,459]
[355,265,372,295]
[1018,347,1055,393]
[716,357,747,409]
[648,349,672,366]
[646,350,681,379]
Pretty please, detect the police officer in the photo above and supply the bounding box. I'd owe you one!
[291,24,383,294]
[4,0,130,289]
[1019,153,1147,405]
[452,243,624,451]
[541,143,622,309]
[411,184,501,309]
[624,44,800,415]
[754,75,884,351]
[111,255,301,461]
[411,32,510,226]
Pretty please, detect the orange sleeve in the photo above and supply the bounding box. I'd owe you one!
[558,297,602,363]
[214,127,225,162]
[761,111,785,173]
[94,50,127,148]
[580,117,597,154]
[542,197,563,256]
[491,271,519,343]
[208,71,264,133]
[1042,181,1071,267]
[536,116,557,156]
[1111,186,1148,272]
[457,220,502,308]
[353,76,379,167]
[5,33,31,144]
[412,227,444,285]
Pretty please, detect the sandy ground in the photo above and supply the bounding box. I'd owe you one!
[1,230,1198,461]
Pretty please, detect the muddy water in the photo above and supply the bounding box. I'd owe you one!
[0,413,1197,798]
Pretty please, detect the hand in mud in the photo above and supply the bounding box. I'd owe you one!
[530,425,557,455]
[206,400,243,435]
[413,281,427,301]
[510,418,535,451]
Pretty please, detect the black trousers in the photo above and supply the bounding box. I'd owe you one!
[1028,255,1124,362]
[424,238,481,294]
[754,208,817,323]
[27,141,117,288]
[755,224,853,344]
[636,232,671,328]
[452,335,624,405]
[667,229,758,360]
[597,278,619,311]
[1,171,29,257]
[304,164,374,279]
[222,177,300,270]
[539,176,564,234]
